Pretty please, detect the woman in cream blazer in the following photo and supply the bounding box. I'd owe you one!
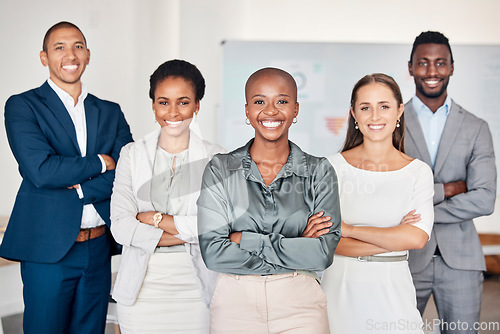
[110,60,224,333]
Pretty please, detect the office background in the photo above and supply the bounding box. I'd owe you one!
[1,0,500,233]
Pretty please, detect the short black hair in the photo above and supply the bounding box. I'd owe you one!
[43,21,86,52]
[149,59,205,101]
[409,31,454,64]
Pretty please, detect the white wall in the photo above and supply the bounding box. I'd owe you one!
[0,0,180,216]
[176,0,500,141]
[1,0,500,231]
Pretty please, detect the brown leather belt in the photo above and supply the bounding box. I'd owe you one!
[76,225,106,242]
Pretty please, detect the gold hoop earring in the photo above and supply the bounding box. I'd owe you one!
[354,121,359,130]
[245,118,251,125]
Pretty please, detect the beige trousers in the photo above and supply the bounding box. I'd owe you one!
[210,272,329,334]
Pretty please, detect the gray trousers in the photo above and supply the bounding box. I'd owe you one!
[412,255,483,334]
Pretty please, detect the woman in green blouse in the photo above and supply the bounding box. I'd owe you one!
[197,67,341,334]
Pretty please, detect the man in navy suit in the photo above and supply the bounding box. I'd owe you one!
[0,21,133,334]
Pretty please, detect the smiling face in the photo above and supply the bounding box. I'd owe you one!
[152,76,199,138]
[40,27,90,92]
[409,43,454,102]
[245,71,299,144]
[351,82,403,145]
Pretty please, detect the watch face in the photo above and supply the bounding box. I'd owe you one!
[153,212,162,228]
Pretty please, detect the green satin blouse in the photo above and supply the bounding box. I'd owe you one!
[197,139,341,275]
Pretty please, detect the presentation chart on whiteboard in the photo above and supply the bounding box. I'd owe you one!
[221,41,500,179]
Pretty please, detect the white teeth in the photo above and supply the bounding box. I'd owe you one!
[63,65,77,70]
[261,121,282,128]
[166,120,182,126]
[368,124,384,130]
[425,80,439,84]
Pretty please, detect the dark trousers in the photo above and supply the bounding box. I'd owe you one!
[21,233,112,334]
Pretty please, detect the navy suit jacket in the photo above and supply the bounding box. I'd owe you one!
[0,81,133,263]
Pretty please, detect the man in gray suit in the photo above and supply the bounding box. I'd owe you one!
[404,31,496,334]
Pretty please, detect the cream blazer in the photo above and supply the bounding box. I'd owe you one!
[110,128,225,306]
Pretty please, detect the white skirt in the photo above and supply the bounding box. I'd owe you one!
[321,255,424,334]
[117,252,209,334]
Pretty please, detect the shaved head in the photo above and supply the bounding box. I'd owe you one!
[245,67,297,103]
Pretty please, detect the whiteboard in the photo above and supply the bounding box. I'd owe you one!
[221,40,500,233]
[221,41,500,170]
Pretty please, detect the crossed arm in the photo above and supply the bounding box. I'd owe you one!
[136,211,185,247]
[5,95,132,208]
[111,143,217,253]
[335,212,428,257]
[433,121,496,223]
[334,164,435,257]
[197,158,342,275]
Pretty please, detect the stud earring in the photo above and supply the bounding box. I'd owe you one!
[396,119,400,128]
[354,121,359,130]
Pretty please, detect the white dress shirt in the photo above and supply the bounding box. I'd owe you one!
[48,79,106,229]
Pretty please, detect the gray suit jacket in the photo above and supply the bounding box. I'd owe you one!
[405,99,496,273]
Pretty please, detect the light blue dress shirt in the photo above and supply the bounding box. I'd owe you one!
[412,95,452,167]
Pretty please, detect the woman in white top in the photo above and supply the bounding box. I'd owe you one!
[110,59,224,333]
[321,73,434,334]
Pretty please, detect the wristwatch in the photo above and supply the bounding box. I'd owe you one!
[152,212,163,228]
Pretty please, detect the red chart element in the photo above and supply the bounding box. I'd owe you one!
[325,117,347,135]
